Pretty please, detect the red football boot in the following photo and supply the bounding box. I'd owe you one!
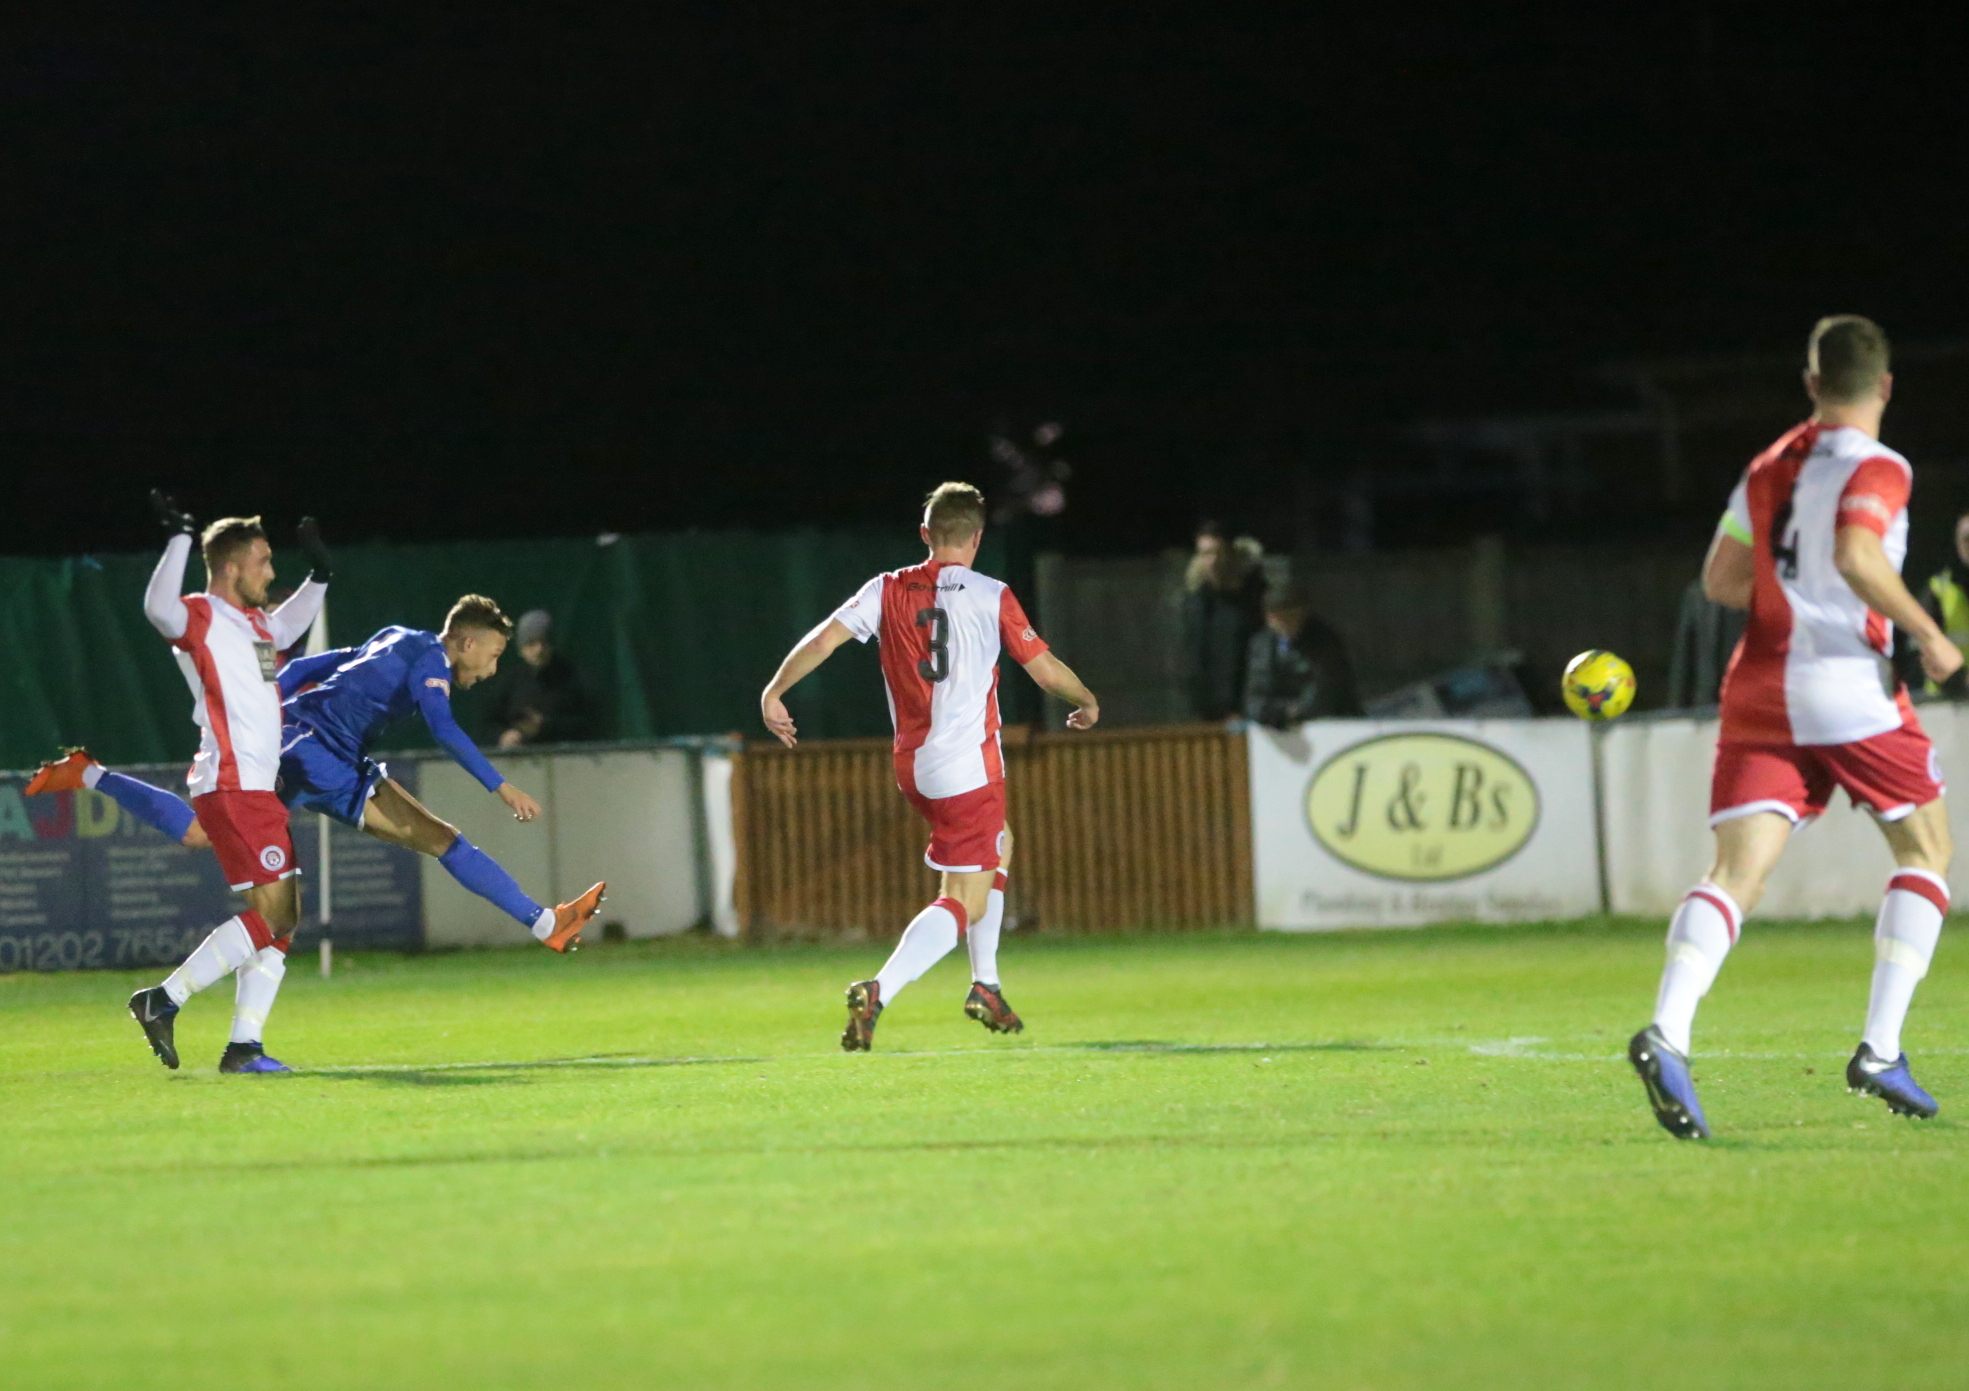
[26,748,97,796]
[543,882,607,953]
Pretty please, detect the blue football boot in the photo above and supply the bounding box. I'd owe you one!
[218,1042,292,1074]
[128,986,180,1070]
[1629,1025,1710,1140]
[1847,1043,1938,1119]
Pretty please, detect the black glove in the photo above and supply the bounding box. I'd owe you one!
[296,516,333,583]
[150,490,196,536]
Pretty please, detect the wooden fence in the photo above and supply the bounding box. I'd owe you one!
[730,723,1253,940]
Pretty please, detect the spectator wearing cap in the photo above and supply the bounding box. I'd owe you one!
[1182,522,1268,721]
[1243,582,1362,729]
[495,609,593,747]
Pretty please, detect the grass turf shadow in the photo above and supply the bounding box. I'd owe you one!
[298,1054,767,1087]
[1068,1040,1398,1055]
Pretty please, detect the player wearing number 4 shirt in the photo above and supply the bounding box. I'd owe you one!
[761,482,1101,1050]
[1631,316,1964,1140]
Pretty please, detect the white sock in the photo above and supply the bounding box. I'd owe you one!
[1651,884,1740,1055]
[874,898,965,1005]
[530,907,555,942]
[80,762,105,790]
[230,945,288,1044]
[1862,869,1948,1061]
[968,873,1007,986]
[162,916,257,1006]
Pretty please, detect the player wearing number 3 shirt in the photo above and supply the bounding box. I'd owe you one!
[1630,316,1964,1139]
[761,482,1102,1050]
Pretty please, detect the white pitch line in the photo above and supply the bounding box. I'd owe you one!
[297,1039,1969,1075]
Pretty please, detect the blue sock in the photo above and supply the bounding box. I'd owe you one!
[98,771,198,843]
[438,836,546,929]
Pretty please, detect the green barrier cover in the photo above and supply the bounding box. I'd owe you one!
[0,529,1015,771]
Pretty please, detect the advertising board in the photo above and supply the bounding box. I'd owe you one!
[0,762,423,971]
[1248,719,1602,929]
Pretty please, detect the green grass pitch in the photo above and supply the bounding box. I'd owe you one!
[3,918,1967,1390]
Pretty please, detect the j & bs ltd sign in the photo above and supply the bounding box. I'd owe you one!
[1249,720,1599,929]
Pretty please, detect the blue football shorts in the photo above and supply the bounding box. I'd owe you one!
[276,724,388,828]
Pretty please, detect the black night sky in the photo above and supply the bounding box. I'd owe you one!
[10,7,1969,558]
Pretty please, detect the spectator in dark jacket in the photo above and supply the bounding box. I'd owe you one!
[496,609,593,747]
[1182,523,1267,721]
[1244,583,1362,728]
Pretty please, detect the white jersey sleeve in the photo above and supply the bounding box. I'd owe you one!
[267,577,328,649]
[144,535,193,641]
[831,574,885,644]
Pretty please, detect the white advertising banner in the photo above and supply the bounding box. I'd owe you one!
[1249,718,1602,930]
[1602,703,1969,919]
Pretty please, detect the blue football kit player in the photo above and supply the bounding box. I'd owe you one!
[272,594,605,956]
[31,595,606,1062]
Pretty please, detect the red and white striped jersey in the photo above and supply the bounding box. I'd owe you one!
[1718,421,1915,747]
[832,560,1049,799]
[144,535,326,796]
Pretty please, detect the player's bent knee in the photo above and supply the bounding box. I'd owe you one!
[416,821,461,858]
[258,894,301,936]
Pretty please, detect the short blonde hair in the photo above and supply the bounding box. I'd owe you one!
[923,482,986,545]
[200,516,266,574]
[443,594,514,638]
[1808,315,1891,404]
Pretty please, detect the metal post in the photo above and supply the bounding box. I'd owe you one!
[318,811,333,978]
[306,600,333,975]
[1589,721,1612,917]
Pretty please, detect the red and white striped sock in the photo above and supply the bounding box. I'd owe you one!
[1651,883,1741,1055]
[874,896,966,1005]
[968,871,1008,987]
[1863,868,1948,1061]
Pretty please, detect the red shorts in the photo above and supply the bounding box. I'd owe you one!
[195,790,297,892]
[902,780,1006,873]
[1711,724,1944,826]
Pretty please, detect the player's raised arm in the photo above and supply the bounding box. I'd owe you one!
[266,516,332,648]
[760,617,858,748]
[143,491,197,640]
[1020,650,1101,730]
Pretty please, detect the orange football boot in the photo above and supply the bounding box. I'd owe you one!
[543,882,606,953]
[26,748,98,796]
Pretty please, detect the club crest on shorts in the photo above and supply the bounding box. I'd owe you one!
[260,844,287,872]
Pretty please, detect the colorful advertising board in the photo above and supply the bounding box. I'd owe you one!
[0,762,422,971]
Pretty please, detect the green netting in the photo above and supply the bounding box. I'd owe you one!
[0,529,1011,769]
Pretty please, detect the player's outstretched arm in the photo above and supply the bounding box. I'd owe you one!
[1021,650,1101,730]
[410,661,537,818]
[142,491,196,640]
[276,647,356,699]
[761,618,856,747]
[1836,525,1965,685]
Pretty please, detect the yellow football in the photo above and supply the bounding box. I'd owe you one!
[1561,649,1636,721]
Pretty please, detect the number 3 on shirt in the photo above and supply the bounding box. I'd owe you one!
[916,606,950,683]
